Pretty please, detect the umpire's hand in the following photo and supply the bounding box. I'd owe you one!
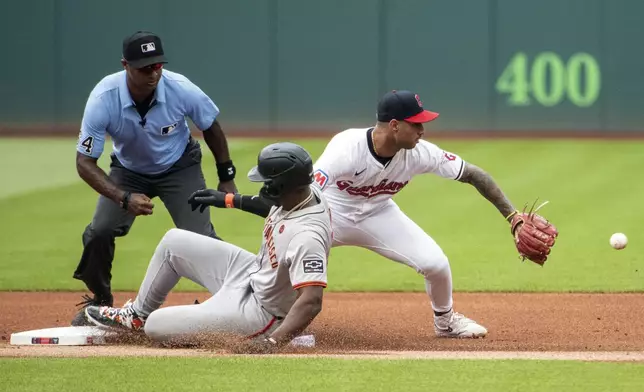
[123,193,154,216]
[188,189,226,213]
[217,180,238,194]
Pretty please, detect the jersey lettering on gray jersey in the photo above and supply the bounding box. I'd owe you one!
[249,185,333,318]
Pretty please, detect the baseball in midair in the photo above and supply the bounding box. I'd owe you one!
[609,233,628,250]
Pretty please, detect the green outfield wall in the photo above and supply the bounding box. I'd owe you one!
[1,0,642,135]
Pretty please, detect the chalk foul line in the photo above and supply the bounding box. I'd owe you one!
[2,345,644,362]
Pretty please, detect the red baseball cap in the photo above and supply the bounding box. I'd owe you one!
[377,90,439,123]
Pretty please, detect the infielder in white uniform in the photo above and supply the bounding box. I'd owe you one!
[310,89,544,338]
[207,90,557,339]
[85,142,332,351]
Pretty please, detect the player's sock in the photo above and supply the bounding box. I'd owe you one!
[434,308,452,317]
[424,261,454,314]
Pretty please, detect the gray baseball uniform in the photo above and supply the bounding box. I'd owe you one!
[131,185,332,342]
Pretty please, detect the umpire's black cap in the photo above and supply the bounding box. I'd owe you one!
[122,31,168,68]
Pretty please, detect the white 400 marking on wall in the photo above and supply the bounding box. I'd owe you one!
[496,52,601,108]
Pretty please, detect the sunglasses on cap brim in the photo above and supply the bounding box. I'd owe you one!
[137,63,164,72]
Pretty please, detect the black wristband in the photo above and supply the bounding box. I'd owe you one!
[120,191,132,211]
[216,161,236,182]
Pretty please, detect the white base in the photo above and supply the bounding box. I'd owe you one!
[290,334,315,348]
[10,326,315,348]
[10,326,116,346]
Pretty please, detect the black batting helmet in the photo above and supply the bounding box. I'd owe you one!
[247,142,314,200]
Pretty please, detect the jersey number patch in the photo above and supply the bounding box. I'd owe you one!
[80,136,94,154]
[443,152,457,161]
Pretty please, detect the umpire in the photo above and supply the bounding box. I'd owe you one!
[71,31,237,325]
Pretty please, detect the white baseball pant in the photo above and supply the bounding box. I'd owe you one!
[331,200,453,313]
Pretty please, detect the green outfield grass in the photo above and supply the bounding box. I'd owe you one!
[0,137,642,292]
[2,357,644,392]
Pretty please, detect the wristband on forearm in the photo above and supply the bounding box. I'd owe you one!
[223,194,245,210]
[223,194,273,218]
[224,193,236,208]
[120,191,132,211]
[216,161,236,182]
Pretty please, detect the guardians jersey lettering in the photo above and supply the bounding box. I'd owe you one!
[336,178,409,198]
[312,127,464,218]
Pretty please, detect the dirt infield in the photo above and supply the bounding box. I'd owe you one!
[2,292,644,360]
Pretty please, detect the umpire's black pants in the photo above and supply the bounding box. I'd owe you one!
[73,137,219,304]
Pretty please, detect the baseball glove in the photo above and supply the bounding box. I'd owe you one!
[507,200,559,266]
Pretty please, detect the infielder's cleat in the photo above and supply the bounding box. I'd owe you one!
[85,299,146,331]
[434,310,488,339]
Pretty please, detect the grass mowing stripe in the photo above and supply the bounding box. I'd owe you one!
[0,139,81,199]
[0,137,271,200]
[1,138,642,292]
[1,357,643,392]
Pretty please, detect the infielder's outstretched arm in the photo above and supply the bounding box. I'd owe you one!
[268,286,324,345]
[457,162,517,221]
[413,140,515,220]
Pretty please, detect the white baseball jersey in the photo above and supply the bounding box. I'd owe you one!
[249,185,333,318]
[312,127,465,220]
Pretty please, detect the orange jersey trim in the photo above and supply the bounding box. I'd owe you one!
[293,281,327,290]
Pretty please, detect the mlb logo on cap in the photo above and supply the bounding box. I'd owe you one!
[122,31,168,69]
[141,42,156,53]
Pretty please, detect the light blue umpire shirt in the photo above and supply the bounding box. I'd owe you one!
[76,69,219,175]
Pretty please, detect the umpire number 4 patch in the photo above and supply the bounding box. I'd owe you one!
[303,259,324,274]
[80,136,94,154]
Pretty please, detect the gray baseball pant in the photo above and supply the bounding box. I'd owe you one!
[132,228,278,342]
[73,138,219,304]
